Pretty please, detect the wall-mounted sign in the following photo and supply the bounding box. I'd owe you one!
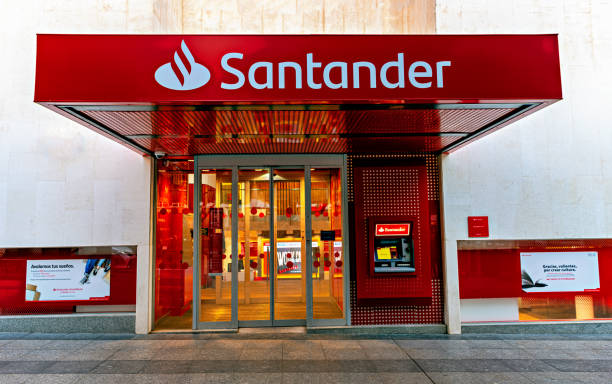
[467,216,489,237]
[520,252,600,293]
[25,259,111,301]
[375,223,411,237]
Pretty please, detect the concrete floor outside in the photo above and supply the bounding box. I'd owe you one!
[0,329,611,383]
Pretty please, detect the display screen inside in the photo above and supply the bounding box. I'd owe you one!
[373,236,415,273]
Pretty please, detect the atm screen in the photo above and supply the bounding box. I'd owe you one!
[373,223,415,273]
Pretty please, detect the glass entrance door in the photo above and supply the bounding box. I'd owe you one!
[194,156,348,329]
[272,169,307,323]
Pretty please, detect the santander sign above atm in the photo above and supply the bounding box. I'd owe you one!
[34,34,562,103]
[154,40,451,91]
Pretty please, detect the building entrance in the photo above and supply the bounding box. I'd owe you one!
[193,155,348,329]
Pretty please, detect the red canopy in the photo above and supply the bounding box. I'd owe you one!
[34,34,562,155]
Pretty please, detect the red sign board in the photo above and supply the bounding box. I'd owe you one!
[34,34,561,104]
[467,216,489,237]
[375,223,411,237]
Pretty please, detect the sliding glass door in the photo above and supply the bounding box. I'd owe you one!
[193,156,349,328]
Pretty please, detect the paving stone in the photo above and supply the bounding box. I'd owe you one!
[3,340,54,349]
[15,349,72,361]
[141,360,197,374]
[21,373,80,384]
[415,358,510,372]
[323,347,368,360]
[428,372,533,384]
[0,374,35,384]
[43,340,96,349]
[500,359,559,372]
[58,348,117,361]
[233,372,282,384]
[190,359,235,373]
[281,359,329,372]
[184,373,234,383]
[563,349,612,359]
[43,361,102,374]
[70,373,193,384]
[523,348,575,359]
[233,359,282,373]
[568,372,612,384]
[282,340,325,360]
[396,339,472,351]
[543,359,612,372]
[239,347,283,360]
[521,371,590,384]
[281,372,323,383]
[370,359,420,372]
[325,359,376,372]
[109,348,159,360]
[91,359,148,373]
[0,350,30,361]
[0,361,55,374]
[375,372,435,384]
[402,348,468,359]
[194,348,241,360]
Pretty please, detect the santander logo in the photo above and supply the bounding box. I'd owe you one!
[375,223,410,236]
[154,40,210,91]
[154,41,451,92]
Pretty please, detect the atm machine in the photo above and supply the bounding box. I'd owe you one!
[369,220,416,275]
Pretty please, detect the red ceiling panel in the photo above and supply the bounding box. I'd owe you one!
[75,106,523,155]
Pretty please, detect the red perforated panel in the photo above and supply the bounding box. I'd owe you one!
[76,107,521,155]
[354,165,432,302]
[350,280,443,324]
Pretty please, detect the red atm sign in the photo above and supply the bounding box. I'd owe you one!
[375,223,411,237]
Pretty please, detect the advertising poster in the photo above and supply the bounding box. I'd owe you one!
[25,259,111,301]
[520,252,600,293]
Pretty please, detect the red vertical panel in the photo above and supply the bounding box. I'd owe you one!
[354,166,432,302]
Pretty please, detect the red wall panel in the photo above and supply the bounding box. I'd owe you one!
[354,165,432,303]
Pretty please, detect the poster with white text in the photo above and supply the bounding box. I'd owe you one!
[25,259,111,301]
[520,252,600,293]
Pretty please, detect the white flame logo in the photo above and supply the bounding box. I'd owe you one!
[155,40,210,91]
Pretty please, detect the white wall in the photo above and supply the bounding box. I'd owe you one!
[0,0,186,333]
[437,0,612,330]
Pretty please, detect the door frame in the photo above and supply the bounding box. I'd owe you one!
[193,155,350,329]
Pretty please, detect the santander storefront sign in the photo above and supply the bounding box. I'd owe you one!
[34,35,562,104]
[155,40,451,92]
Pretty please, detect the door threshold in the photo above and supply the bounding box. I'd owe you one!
[238,326,306,334]
[151,328,237,334]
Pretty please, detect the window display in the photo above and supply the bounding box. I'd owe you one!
[458,240,612,323]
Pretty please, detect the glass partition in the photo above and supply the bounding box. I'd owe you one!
[311,168,344,320]
[154,159,193,330]
[274,169,307,321]
[199,169,233,323]
[237,169,271,321]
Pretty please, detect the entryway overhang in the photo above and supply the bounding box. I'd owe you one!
[34,34,562,156]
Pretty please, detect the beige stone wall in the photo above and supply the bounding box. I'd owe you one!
[180,0,435,34]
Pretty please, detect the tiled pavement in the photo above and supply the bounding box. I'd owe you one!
[0,331,611,383]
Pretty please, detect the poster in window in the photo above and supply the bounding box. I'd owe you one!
[25,259,111,301]
[520,252,600,293]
